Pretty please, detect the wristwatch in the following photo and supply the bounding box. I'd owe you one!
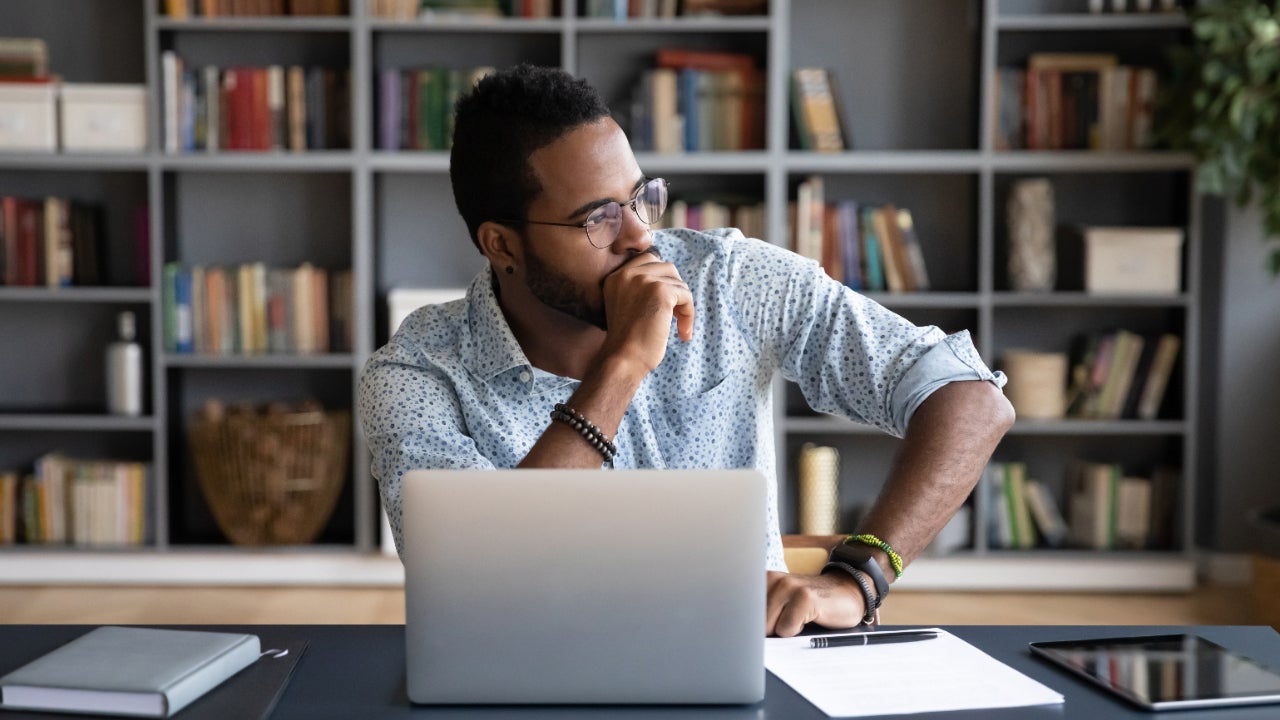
[822,541,889,607]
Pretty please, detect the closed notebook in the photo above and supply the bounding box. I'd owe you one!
[0,626,260,718]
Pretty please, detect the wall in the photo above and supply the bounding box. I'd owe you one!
[1205,200,1280,551]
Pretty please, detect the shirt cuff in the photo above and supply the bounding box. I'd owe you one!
[891,330,1007,433]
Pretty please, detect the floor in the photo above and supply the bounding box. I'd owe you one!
[0,584,1253,626]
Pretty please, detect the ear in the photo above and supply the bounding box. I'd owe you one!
[476,221,522,271]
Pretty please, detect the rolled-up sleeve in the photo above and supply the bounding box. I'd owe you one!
[724,235,1004,437]
[890,330,1007,431]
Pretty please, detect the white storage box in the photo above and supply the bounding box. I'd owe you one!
[0,81,57,151]
[1084,226,1184,295]
[60,83,147,152]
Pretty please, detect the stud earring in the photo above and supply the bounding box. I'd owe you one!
[505,266,515,275]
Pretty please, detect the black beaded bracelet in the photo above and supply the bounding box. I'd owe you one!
[822,560,881,626]
[551,403,617,462]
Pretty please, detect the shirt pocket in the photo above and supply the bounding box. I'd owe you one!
[648,371,746,469]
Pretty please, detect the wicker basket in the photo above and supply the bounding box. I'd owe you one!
[188,407,350,545]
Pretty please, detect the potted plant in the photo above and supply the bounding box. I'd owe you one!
[1159,0,1280,275]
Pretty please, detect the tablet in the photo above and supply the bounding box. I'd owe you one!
[1029,634,1280,711]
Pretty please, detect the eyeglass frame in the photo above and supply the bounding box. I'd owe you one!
[493,177,670,249]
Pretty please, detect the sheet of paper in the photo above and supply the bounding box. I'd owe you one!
[765,628,1063,717]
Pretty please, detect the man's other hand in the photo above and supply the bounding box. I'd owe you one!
[766,570,866,638]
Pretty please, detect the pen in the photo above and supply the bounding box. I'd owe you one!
[810,631,938,648]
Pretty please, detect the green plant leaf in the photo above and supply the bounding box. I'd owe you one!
[1160,0,1280,272]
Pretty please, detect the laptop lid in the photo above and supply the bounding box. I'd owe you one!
[402,469,766,705]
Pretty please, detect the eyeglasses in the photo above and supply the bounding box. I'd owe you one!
[500,177,669,249]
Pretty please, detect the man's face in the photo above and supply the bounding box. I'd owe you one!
[517,118,653,328]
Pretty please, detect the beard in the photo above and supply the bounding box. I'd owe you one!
[523,242,608,331]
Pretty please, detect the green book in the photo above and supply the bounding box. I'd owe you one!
[415,69,433,151]
[162,262,179,353]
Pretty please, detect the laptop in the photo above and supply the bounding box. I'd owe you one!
[401,468,766,705]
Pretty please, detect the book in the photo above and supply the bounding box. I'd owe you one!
[1116,476,1152,550]
[1024,480,1068,548]
[988,463,1012,549]
[0,38,48,77]
[1096,330,1143,419]
[1067,462,1120,550]
[895,208,930,292]
[993,67,1025,150]
[1137,333,1180,420]
[0,626,260,717]
[860,205,885,292]
[871,206,906,292]
[836,200,861,290]
[1004,462,1036,549]
[790,67,846,152]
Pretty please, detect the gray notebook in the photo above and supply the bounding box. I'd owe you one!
[0,626,261,718]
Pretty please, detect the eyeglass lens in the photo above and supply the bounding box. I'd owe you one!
[585,178,668,248]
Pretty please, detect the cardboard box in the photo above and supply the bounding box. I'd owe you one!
[1084,226,1184,295]
[60,83,147,153]
[0,81,57,151]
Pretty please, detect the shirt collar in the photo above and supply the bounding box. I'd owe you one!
[463,269,532,381]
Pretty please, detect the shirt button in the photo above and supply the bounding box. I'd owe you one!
[518,371,531,383]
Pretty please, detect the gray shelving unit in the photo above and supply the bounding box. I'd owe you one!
[0,0,1198,589]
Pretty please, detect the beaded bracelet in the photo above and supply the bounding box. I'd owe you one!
[550,403,617,462]
[847,533,904,579]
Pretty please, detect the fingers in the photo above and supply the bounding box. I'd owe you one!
[611,256,695,342]
[765,572,816,638]
[672,283,695,341]
[765,572,867,637]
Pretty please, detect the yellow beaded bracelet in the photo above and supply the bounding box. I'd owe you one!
[848,533,904,579]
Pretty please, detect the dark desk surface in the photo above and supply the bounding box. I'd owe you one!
[3,625,1280,719]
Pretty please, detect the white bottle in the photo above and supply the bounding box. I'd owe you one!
[106,311,144,416]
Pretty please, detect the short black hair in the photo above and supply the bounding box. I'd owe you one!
[450,64,612,251]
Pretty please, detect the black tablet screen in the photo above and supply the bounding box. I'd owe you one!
[1030,634,1280,710]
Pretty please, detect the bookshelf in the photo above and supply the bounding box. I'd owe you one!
[0,0,1198,589]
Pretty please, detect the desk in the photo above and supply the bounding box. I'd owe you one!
[3,625,1280,719]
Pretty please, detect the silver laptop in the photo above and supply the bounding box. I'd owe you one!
[401,469,766,705]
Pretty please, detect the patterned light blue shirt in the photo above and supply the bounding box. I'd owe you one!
[359,228,1006,571]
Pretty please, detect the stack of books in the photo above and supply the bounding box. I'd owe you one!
[161,53,351,153]
[1065,330,1181,421]
[983,460,1178,551]
[373,0,556,18]
[0,197,120,288]
[0,455,153,547]
[656,197,765,240]
[992,53,1159,151]
[164,0,348,16]
[1065,462,1178,551]
[628,48,764,153]
[377,66,493,151]
[790,176,930,293]
[163,262,353,355]
[585,0,766,19]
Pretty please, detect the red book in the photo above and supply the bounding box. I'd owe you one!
[16,199,42,287]
[655,48,754,73]
[223,68,243,150]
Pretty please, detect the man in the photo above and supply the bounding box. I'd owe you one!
[359,64,1014,638]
